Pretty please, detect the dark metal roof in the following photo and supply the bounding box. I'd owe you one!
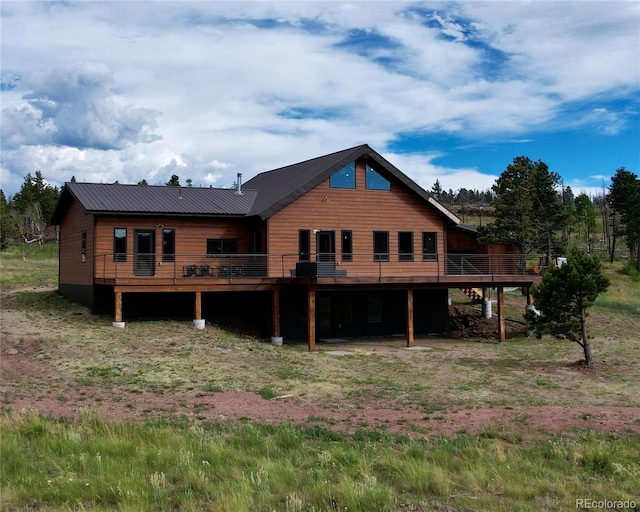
[245,144,446,220]
[51,145,462,226]
[51,182,256,223]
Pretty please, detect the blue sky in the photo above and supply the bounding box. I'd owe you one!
[1,1,638,198]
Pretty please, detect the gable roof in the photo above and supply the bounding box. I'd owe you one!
[51,144,462,226]
[245,144,460,224]
[51,182,257,224]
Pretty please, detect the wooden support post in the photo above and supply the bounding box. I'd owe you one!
[307,287,316,352]
[194,291,202,320]
[497,286,505,343]
[114,291,122,323]
[273,289,280,337]
[406,288,414,347]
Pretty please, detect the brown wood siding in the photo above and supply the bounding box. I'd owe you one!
[267,159,446,277]
[93,216,257,279]
[447,228,481,252]
[59,198,95,286]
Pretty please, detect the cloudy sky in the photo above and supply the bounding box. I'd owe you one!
[1,1,639,198]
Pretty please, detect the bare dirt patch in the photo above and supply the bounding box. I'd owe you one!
[2,287,639,438]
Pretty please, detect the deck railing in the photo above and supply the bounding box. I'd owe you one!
[95,253,543,281]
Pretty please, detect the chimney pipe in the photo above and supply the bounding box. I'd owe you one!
[235,173,243,195]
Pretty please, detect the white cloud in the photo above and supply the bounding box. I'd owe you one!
[0,1,637,196]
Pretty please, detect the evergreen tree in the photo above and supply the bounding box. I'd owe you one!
[0,189,19,249]
[607,167,640,270]
[532,248,610,368]
[431,180,443,201]
[12,171,60,224]
[479,156,567,258]
[166,175,181,186]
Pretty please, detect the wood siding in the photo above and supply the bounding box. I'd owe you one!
[93,216,259,280]
[59,198,94,286]
[267,158,446,277]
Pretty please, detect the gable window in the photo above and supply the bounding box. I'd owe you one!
[207,238,238,256]
[341,230,352,262]
[299,230,310,261]
[398,231,414,261]
[373,231,389,261]
[81,230,87,263]
[113,228,127,262]
[366,165,390,190]
[162,229,175,262]
[422,232,437,261]
[330,162,356,189]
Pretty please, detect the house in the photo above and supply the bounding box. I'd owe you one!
[51,144,541,350]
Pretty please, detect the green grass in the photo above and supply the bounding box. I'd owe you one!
[1,411,638,512]
[0,243,59,291]
[2,243,640,510]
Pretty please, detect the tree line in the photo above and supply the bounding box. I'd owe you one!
[1,164,638,271]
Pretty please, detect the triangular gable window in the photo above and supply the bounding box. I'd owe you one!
[366,165,391,190]
[329,162,356,189]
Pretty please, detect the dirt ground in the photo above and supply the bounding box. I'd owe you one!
[2,287,639,438]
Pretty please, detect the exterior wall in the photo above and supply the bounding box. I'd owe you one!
[59,198,95,287]
[267,159,446,277]
[93,216,259,279]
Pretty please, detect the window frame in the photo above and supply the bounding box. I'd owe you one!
[398,231,414,262]
[113,228,127,262]
[298,229,310,261]
[329,162,356,189]
[81,230,87,263]
[162,228,175,262]
[422,232,438,261]
[365,164,391,190]
[341,230,352,262]
[373,231,390,262]
[206,238,238,257]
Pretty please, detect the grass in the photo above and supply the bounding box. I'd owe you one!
[1,411,638,511]
[2,243,640,510]
[0,243,59,291]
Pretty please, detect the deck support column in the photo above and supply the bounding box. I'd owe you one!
[307,287,316,352]
[406,288,414,347]
[272,289,281,337]
[112,291,125,328]
[496,286,505,343]
[193,291,205,329]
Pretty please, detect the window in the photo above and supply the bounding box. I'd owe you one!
[398,231,414,261]
[373,231,389,261]
[422,232,437,261]
[207,238,238,256]
[162,229,175,262]
[81,230,87,263]
[341,230,352,262]
[299,230,310,261]
[113,228,127,262]
[366,165,390,190]
[330,162,356,189]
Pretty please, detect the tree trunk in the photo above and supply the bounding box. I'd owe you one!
[580,307,593,367]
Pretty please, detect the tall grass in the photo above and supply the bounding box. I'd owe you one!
[1,411,638,511]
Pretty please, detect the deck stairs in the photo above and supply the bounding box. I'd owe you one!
[461,288,483,303]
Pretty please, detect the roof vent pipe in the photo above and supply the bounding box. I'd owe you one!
[235,173,243,195]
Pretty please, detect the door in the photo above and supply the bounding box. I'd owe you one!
[316,231,335,262]
[134,229,156,276]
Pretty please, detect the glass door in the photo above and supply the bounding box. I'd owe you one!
[316,231,335,262]
[134,229,156,276]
